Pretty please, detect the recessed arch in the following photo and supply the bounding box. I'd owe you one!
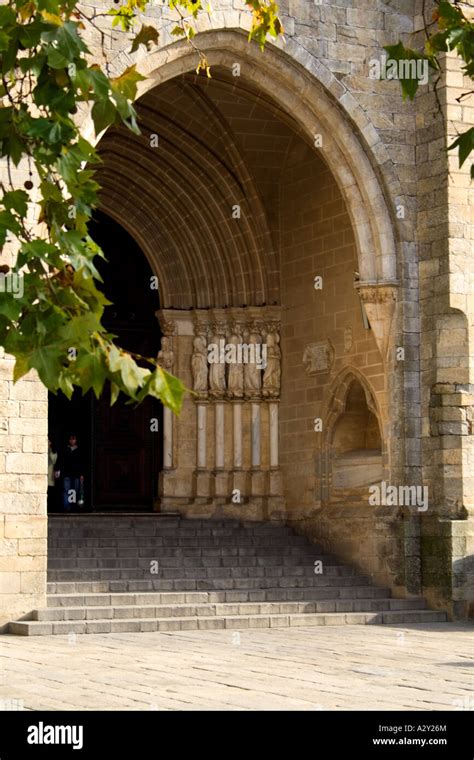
[320,366,386,499]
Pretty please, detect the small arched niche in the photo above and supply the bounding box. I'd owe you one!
[331,379,383,490]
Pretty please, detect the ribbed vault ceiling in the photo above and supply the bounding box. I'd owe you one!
[96,67,318,309]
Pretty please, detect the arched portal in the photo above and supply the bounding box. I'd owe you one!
[89,42,399,520]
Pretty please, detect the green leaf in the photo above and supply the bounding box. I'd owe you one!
[110,381,120,406]
[117,352,148,394]
[28,344,64,389]
[73,348,107,398]
[438,1,463,26]
[0,292,23,321]
[60,313,103,344]
[58,371,75,399]
[75,66,111,100]
[130,24,159,53]
[0,31,11,52]
[91,98,116,135]
[449,127,474,168]
[4,128,25,166]
[18,239,59,263]
[137,366,186,414]
[13,355,30,383]
[41,20,89,61]
[383,43,430,100]
[0,6,16,26]
[3,189,28,217]
[0,209,21,246]
[111,65,145,101]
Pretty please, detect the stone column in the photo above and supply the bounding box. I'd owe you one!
[215,402,224,469]
[163,406,173,469]
[269,401,279,468]
[250,401,264,505]
[214,402,228,502]
[232,401,247,500]
[268,401,284,515]
[197,403,207,469]
[194,401,212,504]
[251,402,260,468]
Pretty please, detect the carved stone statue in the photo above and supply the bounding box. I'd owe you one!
[244,329,262,397]
[191,334,208,393]
[263,332,281,397]
[208,332,226,397]
[227,327,244,398]
[157,336,174,372]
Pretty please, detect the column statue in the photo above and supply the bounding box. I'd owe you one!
[263,332,281,398]
[244,327,262,398]
[157,336,174,372]
[209,330,226,397]
[227,325,244,399]
[191,334,208,393]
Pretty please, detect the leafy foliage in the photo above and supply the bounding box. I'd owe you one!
[0,0,283,410]
[385,0,474,175]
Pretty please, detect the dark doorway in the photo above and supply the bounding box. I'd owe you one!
[48,212,162,511]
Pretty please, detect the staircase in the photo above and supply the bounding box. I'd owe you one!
[8,515,446,635]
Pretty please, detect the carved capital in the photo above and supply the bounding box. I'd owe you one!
[355,282,399,363]
[356,283,398,305]
[156,311,178,337]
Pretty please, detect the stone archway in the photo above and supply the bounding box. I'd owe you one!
[84,30,401,291]
[84,33,402,524]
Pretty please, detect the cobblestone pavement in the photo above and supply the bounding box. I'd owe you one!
[0,623,472,711]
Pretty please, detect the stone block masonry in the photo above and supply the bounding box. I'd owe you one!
[0,351,47,627]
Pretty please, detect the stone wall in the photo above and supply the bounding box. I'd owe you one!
[277,143,405,590]
[416,34,474,615]
[0,354,47,628]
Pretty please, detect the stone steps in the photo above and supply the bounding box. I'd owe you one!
[30,597,428,622]
[47,528,308,537]
[48,544,318,557]
[9,609,447,636]
[48,552,337,570]
[48,526,295,538]
[46,566,368,582]
[44,586,394,607]
[46,555,335,570]
[45,575,375,593]
[6,517,447,636]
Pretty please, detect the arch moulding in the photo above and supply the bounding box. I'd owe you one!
[82,28,400,294]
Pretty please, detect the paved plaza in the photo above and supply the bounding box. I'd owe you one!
[0,623,472,711]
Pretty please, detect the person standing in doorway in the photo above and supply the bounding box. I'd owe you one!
[55,433,84,512]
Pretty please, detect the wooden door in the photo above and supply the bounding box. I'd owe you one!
[93,393,161,509]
